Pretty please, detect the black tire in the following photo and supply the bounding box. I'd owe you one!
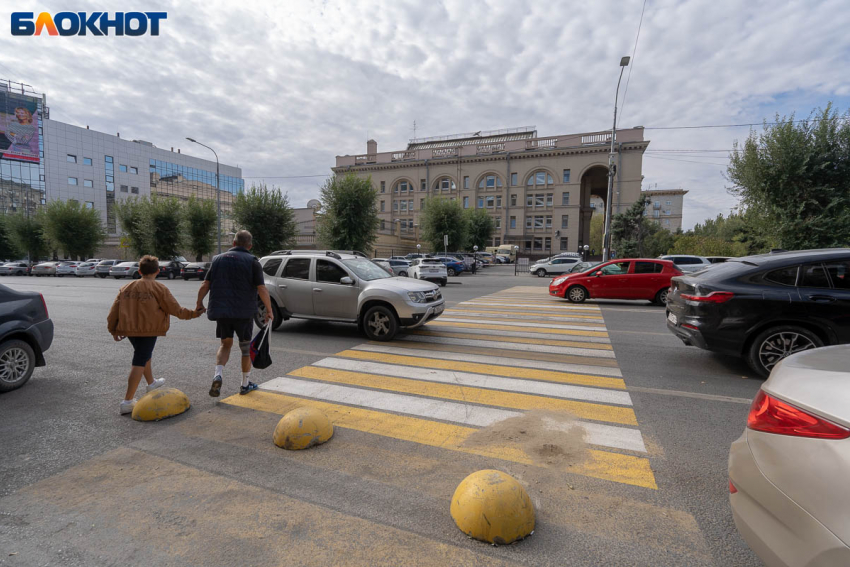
[654,288,669,305]
[133,272,141,280]
[536,268,547,278]
[167,271,175,280]
[362,305,398,341]
[98,273,107,278]
[440,279,447,287]
[566,285,588,303]
[447,268,456,277]
[746,325,823,378]
[399,271,407,278]
[0,339,36,393]
[255,300,283,331]
[114,276,122,279]
[182,276,190,281]
[57,274,63,278]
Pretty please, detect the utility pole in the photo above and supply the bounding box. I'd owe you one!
[602,56,630,263]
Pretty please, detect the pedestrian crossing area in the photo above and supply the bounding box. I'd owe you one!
[223,286,657,490]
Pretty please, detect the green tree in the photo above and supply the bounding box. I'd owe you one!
[0,215,20,260]
[610,195,653,257]
[148,195,184,260]
[8,213,48,260]
[43,200,105,260]
[116,198,152,257]
[231,183,296,257]
[316,174,380,252]
[465,208,495,250]
[669,235,749,257]
[643,226,678,257]
[185,196,218,261]
[589,213,604,255]
[419,198,468,252]
[727,104,850,249]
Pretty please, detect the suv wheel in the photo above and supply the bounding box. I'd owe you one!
[167,271,175,280]
[0,340,35,393]
[399,271,407,277]
[747,325,822,377]
[447,268,456,277]
[363,305,398,341]
[133,272,141,280]
[567,285,588,303]
[536,268,547,277]
[255,300,283,331]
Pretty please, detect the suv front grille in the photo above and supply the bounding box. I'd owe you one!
[423,290,442,302]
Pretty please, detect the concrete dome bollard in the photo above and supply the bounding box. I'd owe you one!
[450,470,535,545]
[273,407,334,450]
[131,388,190,422]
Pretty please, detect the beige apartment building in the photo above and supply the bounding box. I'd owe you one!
[643,188,688,232]
[333,126,648,255]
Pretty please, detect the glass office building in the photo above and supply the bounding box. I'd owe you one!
[0,85,46,219]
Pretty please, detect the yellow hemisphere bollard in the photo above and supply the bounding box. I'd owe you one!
[450,470,535,545]
[131,388,190,422]
[273,407,333,450]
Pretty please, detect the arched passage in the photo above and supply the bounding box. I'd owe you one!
[579,165,608,248]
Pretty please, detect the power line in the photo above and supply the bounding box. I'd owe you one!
[619,0,647,121]
[643,116,848,130]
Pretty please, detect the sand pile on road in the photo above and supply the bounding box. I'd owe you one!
[462,410,589,468]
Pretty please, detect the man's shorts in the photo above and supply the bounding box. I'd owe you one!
[215,318,253,342]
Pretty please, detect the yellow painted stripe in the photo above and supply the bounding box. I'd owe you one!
[445,313,607,328]
[289,366,637,425]
[462,302,601,313]
[405,329,613,350]
[430,320,609,337]
[222,391,656,489]
[381,340,620,368]
[336,349,626,390]
[447,308,604,320]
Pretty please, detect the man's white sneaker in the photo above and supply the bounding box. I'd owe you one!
[146,378,165,393]
[119,399,136,415]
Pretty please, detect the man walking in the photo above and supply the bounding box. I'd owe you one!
[196,230,273,397]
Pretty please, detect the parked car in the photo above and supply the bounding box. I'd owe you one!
[438,257,465,276]
[371,258,394,275]
[55,261,79,277]
[257,250,445,341]
[531,257,582,277]
[409,258,448,286]
[110,261,140,279]
[405,253,426,260]
[666,248,850,377]
[706,256,732,264]
[31,262,58,277]
[95,260,119,278]
[75,262,98,277]
[158,260,185,280]
[0,284,53,392]
[729,345,850,566]
[0,262,29,276]
[181,262,211,280]
[85,258,101,263]
[387,259,411,277]
[659,254,712,273]
[569,261,601,274]
[550,258,682,305]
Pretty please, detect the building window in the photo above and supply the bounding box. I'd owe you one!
[83,179,94,188]
[463,196,469,209]
[400,200,407,211]
[420,179,426,191]
[545,216,552,229]
[130,167,138,174]
[666,200,672,205]
[653,210,660,218]
[435,177,454,191]
[420,198,425,209]
[494,217,501,229]
[560,237,569,250]
[663,219,670,225]
[380,181,385,193]
[68,177,78,185]
[562,192,570,206]
[85,201,94,209]
[396,180,411,193]
[119,164,128,172]
[535,194,545,207]
[120,185,129,193]
[394,201,399,211]
[528,170,554,186]
[511,173,517,186]
[67,154,76,163]
[533,237,543,251]
[486,196,495,208]
[105,156,113,163]
[381,220,386,230]
[510,216,516,229]
[561,215,568,228]
[496,196,502,208]
[380,201,385,212]
[526,195,533,207]
[534,216,544,229]
[546,193,553,207]
[463,176,469,189]
[544,237,551,251]
[106,175,114,183]
[494,237,501,246]
[590,203,596,209]
[563,169,570,183]
[477,197,484,208]
[526,217,532,229]
[83,157,92,166]
[131,187,139,194]
[510,194,517,206]
[409,199,414,210]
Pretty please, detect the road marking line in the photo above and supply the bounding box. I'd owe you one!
[383,339,619,366]
[308,358,633,405]
[221,391,657,489]
[441,315,607,329]
[258,377,646,453]
[290,366,638,425]
[396,334,617,358]
[460,301,601,311]
[446,308,605,321]
[407,326,612,344]
[404,329,613,350]
[430,320,609,337]
[628,385,753,404]
[346,346,624,378]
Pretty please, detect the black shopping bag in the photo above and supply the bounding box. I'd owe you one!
[249,325,272,369]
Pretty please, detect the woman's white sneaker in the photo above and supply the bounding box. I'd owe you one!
[146,378,165,392]
[119,399,136,415]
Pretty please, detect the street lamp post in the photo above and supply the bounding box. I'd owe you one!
[186,137,221,255]
[602,56,630,263]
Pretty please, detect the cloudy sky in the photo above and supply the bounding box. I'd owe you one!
[3,0,849,228]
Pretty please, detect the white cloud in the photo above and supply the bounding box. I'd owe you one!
[2,0,848,228]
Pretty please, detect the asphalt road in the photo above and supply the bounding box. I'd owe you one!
[0,267,763,566]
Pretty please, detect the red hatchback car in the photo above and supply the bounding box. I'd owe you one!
[549,258,683,304]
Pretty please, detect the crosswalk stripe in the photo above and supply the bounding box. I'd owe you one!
[289,366,637,425]
[407,326,611,344]
[345,346,624,378]
[259,377,646,453]
[395,334,616,358]
[308,358,633,405]
[221,391,657,489]
[459,301,601,311]
[430,320,609,337]
[404,329,613,350]
[441,315,607,329]
[384,338,618,365]
[445,308,604,321]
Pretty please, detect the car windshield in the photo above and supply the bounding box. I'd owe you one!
[342,258,391,281]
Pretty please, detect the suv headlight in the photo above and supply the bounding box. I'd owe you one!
[408,291,428,303]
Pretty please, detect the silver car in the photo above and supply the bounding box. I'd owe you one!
[31,262,58,277]
[0,262,29,276]
[659,254,712,273]
[729,345,850,566]
[75,262,97,277]
[95,260,119,278]
[109,261,140,279]
[530,257,582,277]
[257,250,445,341]
[55,262,78,277]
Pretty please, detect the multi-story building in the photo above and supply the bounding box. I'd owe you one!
[334,126,648,255]
[0,83,46,218]
[642,188,687,232]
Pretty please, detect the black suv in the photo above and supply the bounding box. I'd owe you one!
[666,248,850,377]
[0,284,53,392]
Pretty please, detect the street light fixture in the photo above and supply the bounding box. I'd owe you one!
[186,137,221,255]
[602,56,630,263]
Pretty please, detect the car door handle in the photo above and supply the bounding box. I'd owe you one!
[278,284,287,289]
[808,294,836,303]
[313,288,322,292]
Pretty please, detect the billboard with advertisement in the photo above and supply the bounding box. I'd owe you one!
[0,90,41,163]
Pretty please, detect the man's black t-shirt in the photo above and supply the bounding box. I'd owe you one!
[204,246,264,320]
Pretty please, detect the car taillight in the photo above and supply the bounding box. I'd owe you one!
[680,291,734,303]
[728,479,737,494]
[747,390,850,439]
[181,269,185,274]
[39,293,48,318]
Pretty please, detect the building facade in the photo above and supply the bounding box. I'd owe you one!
[642,188,687,232]
[0,83,46,219]
[334,127,648,255]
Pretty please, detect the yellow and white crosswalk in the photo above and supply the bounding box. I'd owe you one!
[223,286,657,490]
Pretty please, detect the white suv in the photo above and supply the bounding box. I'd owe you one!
[258,251,445,341]
[409,258,448,287]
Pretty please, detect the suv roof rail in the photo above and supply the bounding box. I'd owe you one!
[326,251,342,260]
[270,250,292,255]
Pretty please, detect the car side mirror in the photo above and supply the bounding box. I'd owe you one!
[594,271,603,277]
[340,276,353,285]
